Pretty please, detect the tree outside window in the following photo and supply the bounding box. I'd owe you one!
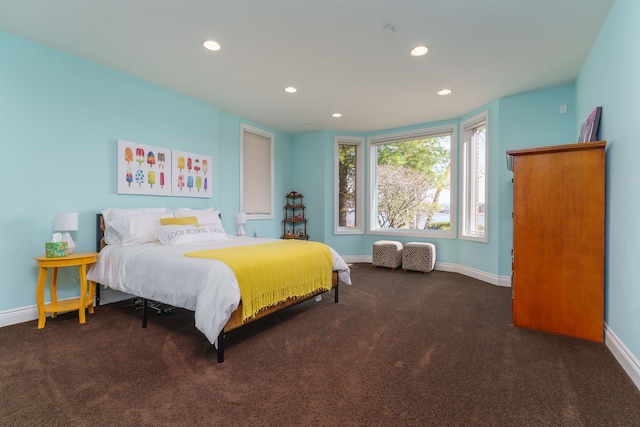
[370,127,455,237]
[336,137,364,234]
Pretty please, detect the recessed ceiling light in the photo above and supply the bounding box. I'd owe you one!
[438,89,452,95]
[284,86,297,93]
[332,113,342,118]
[203,40,221,51]
[410,45,429,56]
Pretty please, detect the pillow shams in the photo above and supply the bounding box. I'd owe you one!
[110,212,173,246]
[174,208,222,228]
[102,207,169,245]
[156,223,229,246]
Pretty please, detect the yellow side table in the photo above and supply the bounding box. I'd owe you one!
[34,252,98,329]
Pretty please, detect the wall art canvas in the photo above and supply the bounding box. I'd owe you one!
[117,140,172,196]
[578,106,602,143]
[171,149,212,198]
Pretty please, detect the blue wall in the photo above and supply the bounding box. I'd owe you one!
[0,30,295,311]
[0,28,578,311]
[292,89,576,282]
[4,5,634,373]
[576,0,640,363]
[497,85,577,276]
[219,111,294,238]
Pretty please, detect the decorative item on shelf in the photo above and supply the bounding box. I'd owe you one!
[52,212,78,255]
[235,212,247,236]
[578,106,602,143]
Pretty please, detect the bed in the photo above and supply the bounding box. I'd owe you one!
[87,207,351,363]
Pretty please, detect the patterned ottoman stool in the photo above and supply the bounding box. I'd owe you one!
[372,240,403,270]
[402,242,436,273]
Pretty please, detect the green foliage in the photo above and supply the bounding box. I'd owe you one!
[375,136,451,229]
[427,221,450,231]
[338,144,357,227]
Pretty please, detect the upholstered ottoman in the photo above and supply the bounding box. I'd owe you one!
[372,240,403,270]
[402,242,436,273]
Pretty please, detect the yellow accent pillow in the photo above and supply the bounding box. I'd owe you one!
[160,216,199,226]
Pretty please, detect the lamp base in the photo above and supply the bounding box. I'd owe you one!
[61,232,76,255]
[237,224,245,237]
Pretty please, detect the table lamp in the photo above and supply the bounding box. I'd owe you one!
[54,212,78,254]
[234,212,247,236]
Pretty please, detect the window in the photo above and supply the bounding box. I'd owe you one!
[240,124,274,219]
[460,112,488,242]
[335,137,364,234]
[369,125,456,238]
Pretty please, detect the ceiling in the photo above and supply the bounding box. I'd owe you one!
[0,0,614,135]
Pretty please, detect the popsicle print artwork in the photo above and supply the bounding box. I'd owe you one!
[135,169,144,187]
[116,141,210,198]
[147,152,155,168]
[170,149,212,198]
[124,147,133,165]
[117,140,172,196]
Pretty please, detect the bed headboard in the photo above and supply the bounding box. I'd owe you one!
[96,214,106,252]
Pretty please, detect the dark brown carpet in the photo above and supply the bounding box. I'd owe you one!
[1,263,639,426]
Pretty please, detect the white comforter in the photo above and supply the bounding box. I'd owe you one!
[87,236,351,345]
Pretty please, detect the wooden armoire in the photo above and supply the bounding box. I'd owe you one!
[506,141,606,342]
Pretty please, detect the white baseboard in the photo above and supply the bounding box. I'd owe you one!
[0,289,132,328]
[342,255,371,263]
[0,305,39,328]
[605,324,640,391]
[342,255,511,287]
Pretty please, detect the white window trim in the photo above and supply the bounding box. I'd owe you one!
[368,125,457,239]
[334,136,365,234]
[240,123,274,220]
[460,111,488,243]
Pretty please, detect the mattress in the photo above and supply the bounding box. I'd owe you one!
[87,236,351,345]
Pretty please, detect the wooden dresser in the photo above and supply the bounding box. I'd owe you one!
[506,141,606,342]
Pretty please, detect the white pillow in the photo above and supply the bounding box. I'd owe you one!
[102,207,170,244]
[156,224,229,246]
[174,208,224,230]
[109,212,173,246]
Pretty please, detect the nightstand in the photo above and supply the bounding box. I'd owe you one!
[34,252,98,329]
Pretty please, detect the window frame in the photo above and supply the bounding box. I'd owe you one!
[240,123,274,220]
[460,111,488,243]
[334,136,365,235]
[368,125,457,238]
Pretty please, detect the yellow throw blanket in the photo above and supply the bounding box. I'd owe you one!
[185,240,333,321]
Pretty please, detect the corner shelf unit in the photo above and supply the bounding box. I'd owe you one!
[282,191,309,240]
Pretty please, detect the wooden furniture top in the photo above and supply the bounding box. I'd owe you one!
[34,252,98,266]
[506,140,606,170]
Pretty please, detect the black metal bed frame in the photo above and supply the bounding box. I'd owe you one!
[94,213,339,363]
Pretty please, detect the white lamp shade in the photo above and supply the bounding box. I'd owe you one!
[54,212,78,231]
[234,212,247,225]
